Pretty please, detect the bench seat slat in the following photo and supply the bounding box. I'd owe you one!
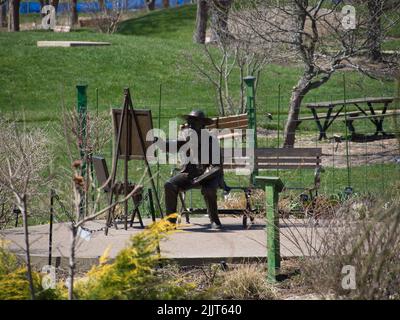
[298,111,359,121]
[223,164,250,169]
[257,164,320,170]
[256,158,321,164]
[256,148,322,157]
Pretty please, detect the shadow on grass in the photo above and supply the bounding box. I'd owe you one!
[117,5,196,37]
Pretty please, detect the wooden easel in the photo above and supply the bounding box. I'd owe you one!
[104,88,163,235]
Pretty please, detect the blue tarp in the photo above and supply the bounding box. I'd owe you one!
[19,0,191,14]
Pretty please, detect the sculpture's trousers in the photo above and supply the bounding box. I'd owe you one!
[164,173,221,224]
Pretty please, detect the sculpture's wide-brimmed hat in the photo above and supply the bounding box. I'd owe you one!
[181,110,213,125]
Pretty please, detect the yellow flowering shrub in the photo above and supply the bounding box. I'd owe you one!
[0,215,199,300]
[0,240,58,300]
[73,214,197,300]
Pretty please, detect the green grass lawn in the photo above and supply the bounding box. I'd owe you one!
[0,4,399,223]
[0,5,396,124]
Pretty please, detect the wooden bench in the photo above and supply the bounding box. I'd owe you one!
[224,147,323,192]
[206,113,248,140]
[179,147,323,226]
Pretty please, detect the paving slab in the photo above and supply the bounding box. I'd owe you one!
[37,41,111,47]
[0,217,322,271]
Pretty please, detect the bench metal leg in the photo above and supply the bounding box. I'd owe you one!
[344,119,356,137]
[368,102,388,136]
[311,109,327,140]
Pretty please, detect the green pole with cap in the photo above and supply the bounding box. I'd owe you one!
[255,176,284,283]
[244,76,257,183]
[77,84,88,167]
[77,84,88,218]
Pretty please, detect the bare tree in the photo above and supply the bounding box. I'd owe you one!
[7,0,19,31]
[0,117,52,299]
[0,0,7,27]
[99,0,105,11]
[57,106,150,299]
[87,0,123,34]
[368,1,383,62]
[230,0,400,147]
[188,29,270,115]
[209,0,233,43]
[70,0,78,26]
[146,0,156,11]
[194,0,209,43]
[50,0,59,12]
[194,0,234,44]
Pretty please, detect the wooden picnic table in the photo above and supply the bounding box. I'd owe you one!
[304,97,396,140]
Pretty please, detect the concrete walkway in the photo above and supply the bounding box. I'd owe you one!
[0,217,321,271]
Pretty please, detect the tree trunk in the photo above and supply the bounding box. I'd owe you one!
[163,0,169,8]
[146,0,155,11]
[68,226,77,300]
[283,76,310,148]
[367,0,383,62]
[39,1,49,17]
[99,0,105,12]
[0,2,7,28]
[8,0,20,32]
[20,195,36,300]
[193,0,208,44]
[210,0,232,43]
[70,0,78,26]
[50,0,59,12]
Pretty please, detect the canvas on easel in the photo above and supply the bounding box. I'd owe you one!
[111,108,154,160]
[105,88,163,236]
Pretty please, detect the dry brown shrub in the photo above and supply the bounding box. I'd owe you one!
[287,194,400,299]
[214,264,277,300]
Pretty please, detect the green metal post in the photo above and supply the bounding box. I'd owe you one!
[255,176,284,283]
[77,84,88,218]
[77,84,88,169]
[244,76,257,183]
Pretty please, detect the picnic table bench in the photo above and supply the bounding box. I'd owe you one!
[297,97,398,140]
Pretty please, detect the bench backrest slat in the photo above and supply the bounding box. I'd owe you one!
[207,113,249,130]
